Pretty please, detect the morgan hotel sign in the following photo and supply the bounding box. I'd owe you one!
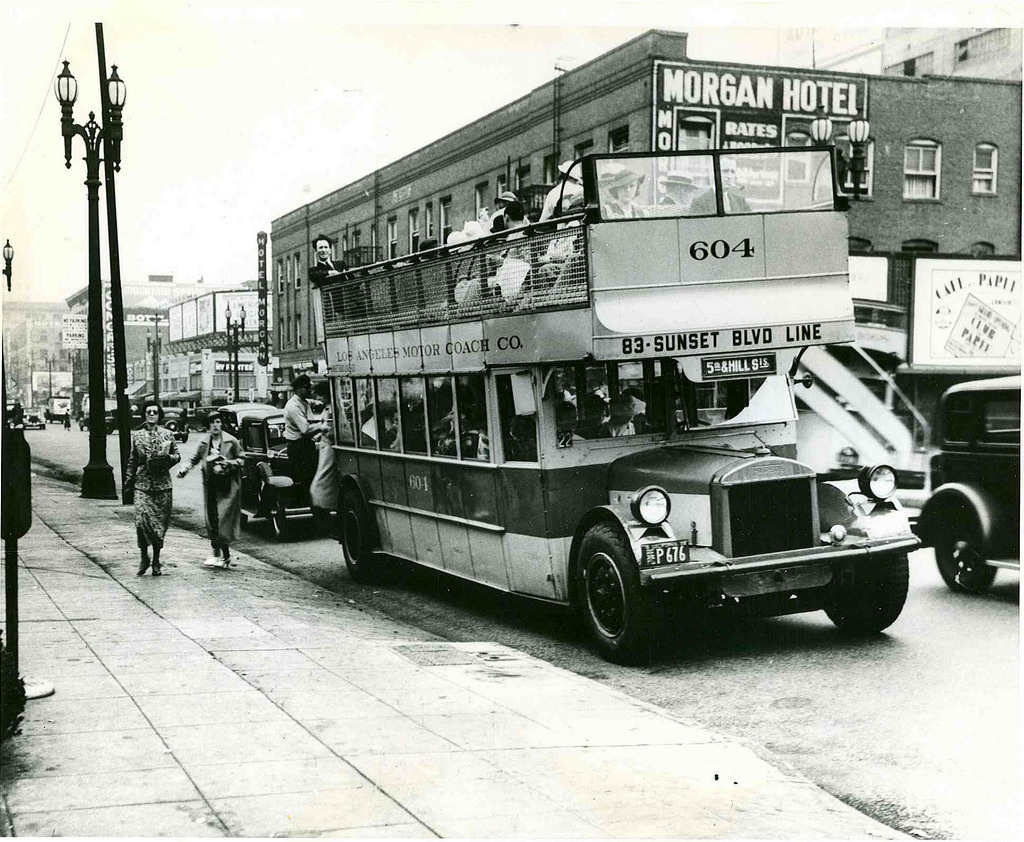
[653,61,869,152]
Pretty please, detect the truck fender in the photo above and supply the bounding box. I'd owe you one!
[918,482,1000,550]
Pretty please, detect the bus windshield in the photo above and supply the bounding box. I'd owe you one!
[594,149,836,220]
[677,373,795,431]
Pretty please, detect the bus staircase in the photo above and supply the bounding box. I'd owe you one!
[797,344,932,515]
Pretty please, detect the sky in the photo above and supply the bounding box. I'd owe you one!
[0,0,1017,305]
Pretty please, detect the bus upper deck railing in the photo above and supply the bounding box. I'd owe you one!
[320,218,590,339]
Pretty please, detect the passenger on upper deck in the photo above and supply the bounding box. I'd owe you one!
[489,190,519,233]
[600,167,646,219]
[308,234,346,286]
[539,160,583,222]
[689,157,750,215]
[655,171,700,213]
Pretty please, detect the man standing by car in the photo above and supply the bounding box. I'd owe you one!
[283,374,325,493]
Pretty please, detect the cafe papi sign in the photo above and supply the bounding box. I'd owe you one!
[910,258,1021,369]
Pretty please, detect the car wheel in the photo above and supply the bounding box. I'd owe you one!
[934,522,996,594]
[576,522,649,665]
[340,487,382,583]
[825,553,909,634]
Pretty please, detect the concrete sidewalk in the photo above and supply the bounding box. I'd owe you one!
[1,473,902,838]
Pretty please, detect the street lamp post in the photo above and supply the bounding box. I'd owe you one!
[225,306,246,403]
[45,351,53,404]
[54,59,125,499]
[847,118,871,201]
[3,240,12,291]
[146,315,161,407]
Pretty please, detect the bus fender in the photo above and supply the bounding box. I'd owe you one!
[918,482,1000,551]
[568,505,666,601]
[338,473,374,509]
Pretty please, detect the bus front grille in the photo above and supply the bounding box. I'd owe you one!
[727,478,814,557]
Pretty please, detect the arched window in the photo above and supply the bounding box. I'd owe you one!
[848,237,873,253]
[901,238,939,253]
[969,241,995,257]
[904,140,941,199]
[972,144,998,194]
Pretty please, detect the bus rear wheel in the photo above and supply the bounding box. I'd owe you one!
[935,522,996,594]
[824,553,909,634]
[340,488,381,584]
[576,522,649,665]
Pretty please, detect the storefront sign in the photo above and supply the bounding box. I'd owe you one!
[910,258,1021,369]
[257,232,269,366]
[214,360,254,373]
[652,61,869,153]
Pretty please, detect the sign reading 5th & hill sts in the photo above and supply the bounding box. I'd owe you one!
[910,258,1021,370]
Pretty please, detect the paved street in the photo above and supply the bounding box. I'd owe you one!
[19,424,1021,839]
[0,470,907,839]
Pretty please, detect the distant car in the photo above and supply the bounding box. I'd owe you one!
[917,375,1020,593]
[222,403,316,540]
[23,407,46,430]
[162,407,190,442]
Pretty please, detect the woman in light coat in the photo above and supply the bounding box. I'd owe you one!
[179,412,243,566]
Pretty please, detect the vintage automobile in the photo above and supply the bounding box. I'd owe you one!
[161,407,190,442]
[917,375,1020,593]
[219,403,315,540]
[23,407,46,430]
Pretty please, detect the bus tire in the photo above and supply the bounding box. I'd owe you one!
[576,522,649,665]
[340,488,381,584]
[824,553,909,634]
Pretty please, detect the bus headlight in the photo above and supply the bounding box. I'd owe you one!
[858,464,897,500]
[630,486,671,525]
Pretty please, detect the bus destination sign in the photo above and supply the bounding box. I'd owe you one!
[701,352,777,380]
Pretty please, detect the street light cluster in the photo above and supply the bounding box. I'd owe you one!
[226,306,247,403]
[809,107,871,200]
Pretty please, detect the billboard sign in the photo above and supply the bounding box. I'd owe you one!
[196,293,214,336]
[213,290,260,333]
[169,303,182,341]
[32,370,73,394]
[180,298,197,340]
[257,231,269,366]
[652,61,869,153]
[62,313,88,349]
[910,258,1021,369]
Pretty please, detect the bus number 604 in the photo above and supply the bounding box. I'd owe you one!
[408,474,429,492]
[689,238,755,261]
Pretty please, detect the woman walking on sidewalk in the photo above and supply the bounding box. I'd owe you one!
[125,402,181,576]
[178,411,243,567]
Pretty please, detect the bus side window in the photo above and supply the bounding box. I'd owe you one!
[399,376,428,454]
[356,378,377,448]
[377,378,401,451]
[456,374,490,461]
[496,373,538,462]
[427,376,456,458]
[334,378,356,446]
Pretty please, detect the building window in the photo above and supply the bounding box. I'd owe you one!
[496,173,507,197]
[543,154,557,185]
[286,255,294,289]
[440,196,452,243]
[901,239,939,253]
[425,202,434,239]
[678,118,714,150]
[370,224,377,255]
[903,140,940,199]
[956,29,1011,66]
[277,259,284,293]
[295,313,302,348]
[848,237,873,252]
[885,52,933,77]
[573,139,593,160]
[608,126,630,153]
[969,241,996,257]
[972,143,998,194]
[474,182,488,218]
[386,217,398,259]
[294,252,301,289]
[278,316,285,349]
[515,165,531,190]
[408,208,420,252]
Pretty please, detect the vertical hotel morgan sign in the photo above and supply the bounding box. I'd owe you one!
[257,231,269,366]
[652,61,869,151]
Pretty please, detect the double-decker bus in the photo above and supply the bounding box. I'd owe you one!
[312,147,919,663]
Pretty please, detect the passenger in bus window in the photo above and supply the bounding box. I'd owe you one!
[505,414,537,461]
[380,401,401,451]
[577,391,610,439]
[655,171,700,214]
[690,157,750,215]
[600,167,646,219]
[602,399,636,437]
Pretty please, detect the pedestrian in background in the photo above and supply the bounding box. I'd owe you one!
[309,380,338,535]
[62,412,71,431]
[178,411,243,567]
[125,402,180,576]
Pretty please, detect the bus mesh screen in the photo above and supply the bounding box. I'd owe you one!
[321,226,589,338]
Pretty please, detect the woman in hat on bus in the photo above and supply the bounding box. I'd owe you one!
[600,167,646,219]
[178,411,243,567]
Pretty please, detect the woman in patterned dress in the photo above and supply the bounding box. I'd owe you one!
[178,412,243,566]
[125,402,181,576]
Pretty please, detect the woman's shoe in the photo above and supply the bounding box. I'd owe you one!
[136,561,150,576]
[151,563,162,576]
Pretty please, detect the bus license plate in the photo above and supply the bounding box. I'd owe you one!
[701,353,777,380]
[641,541,690,568]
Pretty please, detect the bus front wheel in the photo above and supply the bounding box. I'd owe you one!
[340,488,381,584]
[824,553,909,634]
[576,523,649,665]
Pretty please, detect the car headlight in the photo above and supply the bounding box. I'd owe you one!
[858,464,897,500]
[630,486,671,525]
